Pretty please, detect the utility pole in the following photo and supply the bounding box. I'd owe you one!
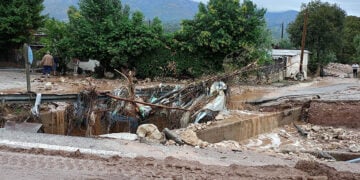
[23,43,30,92]
[23,43,33,93]
[299,9,308,77]
[281,22,284,40]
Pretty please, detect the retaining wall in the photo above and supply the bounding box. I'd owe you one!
[197,107,302,143]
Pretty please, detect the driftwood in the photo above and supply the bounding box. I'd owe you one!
[151,62,258,111]
[293,123,308,137]
[163,128,184,145]
[107,93,189,111]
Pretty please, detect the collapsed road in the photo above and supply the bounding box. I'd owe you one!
[0,68,360,178]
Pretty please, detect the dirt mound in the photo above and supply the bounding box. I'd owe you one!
[295,160,360,180]
[307,101,360,128]
[323,63,352,78]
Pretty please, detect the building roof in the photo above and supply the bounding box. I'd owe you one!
[272,49,310,57]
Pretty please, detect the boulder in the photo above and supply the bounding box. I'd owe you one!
[349,144,360,153]
[179,129,208,147]
[136,124,164,143]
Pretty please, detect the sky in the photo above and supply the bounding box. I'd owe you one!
[192,0,360,16]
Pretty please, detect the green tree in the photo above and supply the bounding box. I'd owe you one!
[174,0,270,69]
[0,0,45,49]
[287,0,346,72]
[39,18,71,60]
[340,16,360,63]
[68,0,163,71]
[354,35,360,62]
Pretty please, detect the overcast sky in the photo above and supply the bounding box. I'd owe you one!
[192,0,360,16]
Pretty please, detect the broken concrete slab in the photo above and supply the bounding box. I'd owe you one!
[99,133,138,141]
[4,121,42,133]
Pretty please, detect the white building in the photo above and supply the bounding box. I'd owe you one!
[271,49,310,80]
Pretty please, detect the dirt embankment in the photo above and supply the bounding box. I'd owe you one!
[307,101,360,128]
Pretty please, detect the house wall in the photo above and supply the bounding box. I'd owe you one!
[286,53,308,79]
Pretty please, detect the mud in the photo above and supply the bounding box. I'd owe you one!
[0,146,358,179]
[307,101,360,128]
[295,160,360,180]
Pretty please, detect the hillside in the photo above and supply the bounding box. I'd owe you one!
[43,0,198,22]
[265,10,298,40]
[43,0,297,38]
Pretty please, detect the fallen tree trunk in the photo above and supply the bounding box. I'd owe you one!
[293,123,308,137]
[163,128,184,145]
[107,93,189,111]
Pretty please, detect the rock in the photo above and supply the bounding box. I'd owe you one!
[215,113,224,120]
[136,124,164,143]
[99,133,138,141]
[278,129,291,139]
[45,82,52,90]
[311,126,321,132]
[337,133,348,140]
[179,129,204,147]
[332,128,343,135]
[144,78,151,83]
[165,140,176,146]
[349,144,360,153]
[60,77,66,83]
[280,144,304,153]
[213,140,242,151]
[104,72,115,79]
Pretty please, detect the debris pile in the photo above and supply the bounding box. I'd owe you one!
[323,63,352,78]
[242,123,360,162]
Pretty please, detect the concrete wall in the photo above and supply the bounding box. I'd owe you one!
[286,54,308,79]
[197,107,302,143]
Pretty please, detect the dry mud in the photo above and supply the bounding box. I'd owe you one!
[0,146,359,179]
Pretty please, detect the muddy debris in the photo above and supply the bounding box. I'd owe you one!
[323,63,352,78]
[295,160,360,180]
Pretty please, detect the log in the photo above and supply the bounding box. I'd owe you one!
[293,123,308,137]
[107,93,189,111]
[163,128,184,145]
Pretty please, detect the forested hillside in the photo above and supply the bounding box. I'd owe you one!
[43,0,297,38]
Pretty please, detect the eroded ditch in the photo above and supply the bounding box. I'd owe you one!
[1,84,360,163]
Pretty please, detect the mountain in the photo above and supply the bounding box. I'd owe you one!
[42,0,297,38]
[265,10,298,40]
[43,0,199,22]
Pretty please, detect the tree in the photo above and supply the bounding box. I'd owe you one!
[0,0,45,62]
[68,0,163,71]
[40,18,71,59]
[287,0,346,72]
[0,0,45,49]
[354,35,360,62]
[174,0,270,69]
[340,16,360,63]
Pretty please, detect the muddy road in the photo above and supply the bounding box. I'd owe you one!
[0,147,359,180]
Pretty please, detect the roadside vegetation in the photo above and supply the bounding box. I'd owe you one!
[1,0,360,77]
